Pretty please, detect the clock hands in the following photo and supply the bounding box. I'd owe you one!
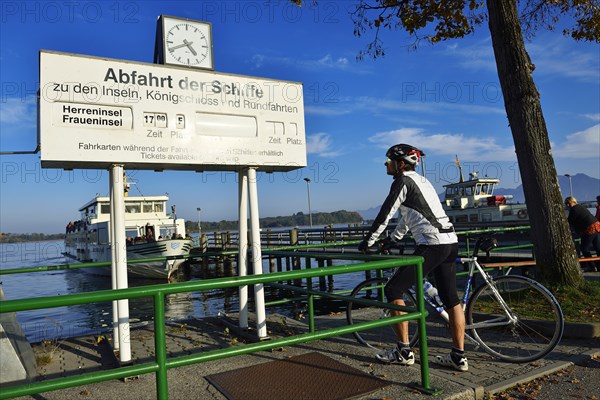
[183,39,197,56]
[169,41,191,51]
[169,39,198,56]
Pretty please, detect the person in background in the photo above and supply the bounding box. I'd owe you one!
[595,195,600,220]
[565,196,600,272]
[358,144,468,372]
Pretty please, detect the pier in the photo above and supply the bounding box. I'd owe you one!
[5,310,600,400]
[1,226,598,400]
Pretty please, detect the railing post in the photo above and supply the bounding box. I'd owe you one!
[413,258,438,394]
[154,292,168,399]
[326,258,334,289]
[267,229,275,273]
[306,263,315,334]
[317,258,326,291]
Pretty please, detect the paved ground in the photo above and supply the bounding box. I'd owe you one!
[488,354,600,400]
[7,309,599,400]
[5,270,598,399]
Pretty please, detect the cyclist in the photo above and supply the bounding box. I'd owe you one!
[358,144,468,372]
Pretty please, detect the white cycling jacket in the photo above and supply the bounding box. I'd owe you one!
[365,171,457,246]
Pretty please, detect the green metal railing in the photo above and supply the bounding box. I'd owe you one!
[0,225,536,398]
[0,254,439,399]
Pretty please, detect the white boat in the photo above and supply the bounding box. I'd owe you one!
[64,194,192,280]
[443,171,529,227]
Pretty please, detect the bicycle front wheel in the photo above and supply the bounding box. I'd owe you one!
[466,275,564,363]
[346,277,418,352]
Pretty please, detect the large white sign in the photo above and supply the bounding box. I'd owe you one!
[38,51,306,172]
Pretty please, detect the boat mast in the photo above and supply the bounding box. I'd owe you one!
[455,155,464,183]
[123,172,131,197]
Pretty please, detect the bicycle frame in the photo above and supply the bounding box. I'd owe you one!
[410,255,519,348]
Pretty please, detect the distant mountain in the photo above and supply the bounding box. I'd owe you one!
[357,173,599,220]
[557,173,600,201]
[356,205,381,221]
[493,173,599,203]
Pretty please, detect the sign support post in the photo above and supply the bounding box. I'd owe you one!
[109,168,120,352]
[247,167,267,338]
[110,164,131,362]
[238,170,249,329]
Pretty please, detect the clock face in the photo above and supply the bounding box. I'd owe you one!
[163,19,213,69]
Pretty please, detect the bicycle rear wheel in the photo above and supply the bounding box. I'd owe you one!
[346,277,418,351]
[466,275,564,363]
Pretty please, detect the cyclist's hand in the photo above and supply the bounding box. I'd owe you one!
[357,239,370,253]
[378,237,395,254]
[378,237,404,255]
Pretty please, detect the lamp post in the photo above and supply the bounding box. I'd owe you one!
[196,207,201,239]
[303,177,313,227]
[564,174,573,198]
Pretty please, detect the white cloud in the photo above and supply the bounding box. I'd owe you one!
[443,38,497,72]
[554,124,600,159]
[304,105,351,116]
[529,38,600,81]
[442,35,600,83]
[251,54,265,68]
[583,113,600,122]
[304,94,506,125]
[307,132,342,157]
[250,53,369,73]
[0,97,36,125]
[368,127,517,161]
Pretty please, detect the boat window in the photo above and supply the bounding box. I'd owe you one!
[160,227,173,239]
[98,227,109,244]
[475,185,481,195]
[100,204,110,214]
[125,203,141,213]
[469,214,479,222]
[479,184,495,195]
[143,202,153,213]
[464,186,474,196]
[154,203,164,213]
[455,215,468,223]
[481,213,492,222]
[502,210,513,216]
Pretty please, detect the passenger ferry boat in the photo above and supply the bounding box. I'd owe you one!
[64,194,192,280]
[443,171,529,227]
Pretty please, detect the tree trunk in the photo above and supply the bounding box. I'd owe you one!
[486,0,582,286]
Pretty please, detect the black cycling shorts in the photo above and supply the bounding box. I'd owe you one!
[384,242,460,309]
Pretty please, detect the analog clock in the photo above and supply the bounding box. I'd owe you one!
[157,16,213,70]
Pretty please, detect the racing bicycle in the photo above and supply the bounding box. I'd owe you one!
[346,237,564,363]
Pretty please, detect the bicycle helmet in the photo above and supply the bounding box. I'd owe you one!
[386,144,425,166]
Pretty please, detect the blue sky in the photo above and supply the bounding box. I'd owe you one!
[1,1,599,234]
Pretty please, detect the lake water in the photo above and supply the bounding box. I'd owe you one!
[0,240,367,343]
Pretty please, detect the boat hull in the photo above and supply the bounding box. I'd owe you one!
[64,239,193,280]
